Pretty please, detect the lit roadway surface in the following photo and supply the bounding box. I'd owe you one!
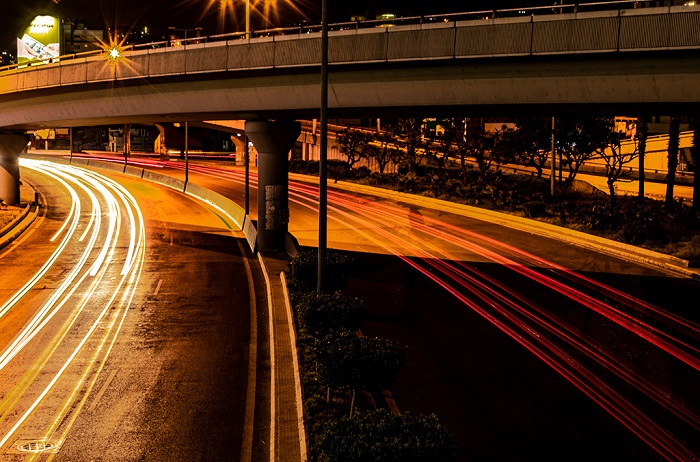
[15,154,700,460]
[0,159,262,460]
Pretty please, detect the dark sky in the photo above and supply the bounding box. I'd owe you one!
[1,0,551,53]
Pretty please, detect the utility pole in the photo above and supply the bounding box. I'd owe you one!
[318,0,328,295]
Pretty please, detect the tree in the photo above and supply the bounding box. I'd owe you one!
[446,120,498,180]
[513,117,552,178]
[422,135,452,177]
[367,130,398,174]
[691,116,700,210]
[597,128,639,205]
[637,116,648,200]
[666,116,680,207]
[557,116,613,189]
[336,128,371,168]
[320,409,458,462]
[393,118,423,173]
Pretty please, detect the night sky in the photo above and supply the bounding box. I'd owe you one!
[1,0,552,53]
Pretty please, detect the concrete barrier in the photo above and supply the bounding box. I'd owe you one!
[455,18,532,57]
[148,47,187,76]
[228,38,275,70]
[124,165,145,178]
[186,43,228,73]
[142,170,186,191]
[0,72,18,95]
[330,28,387,63]
[60,59,88,85]
[69,157,90,166]
[184,182,245,230]
[116,52,149,80]
[388,23,456,61]
[533,12,619,54]
[274,34,321,67]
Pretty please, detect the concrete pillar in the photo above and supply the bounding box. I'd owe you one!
[0,134,28,205]
[245,120,301,253]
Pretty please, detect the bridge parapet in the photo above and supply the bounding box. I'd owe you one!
[2,5,700,96]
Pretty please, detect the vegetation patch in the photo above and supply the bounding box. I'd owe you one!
[0,204,22,231]
[286,249,458,462]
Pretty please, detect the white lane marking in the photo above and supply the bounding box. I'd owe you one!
[257,253,276,462]
[87,369,117,413]
[153,279,163,296]
[237,241,257,462]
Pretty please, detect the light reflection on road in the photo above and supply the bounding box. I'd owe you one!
[127,156,698,460]
[43,154,699,459]
[0,159,146,454]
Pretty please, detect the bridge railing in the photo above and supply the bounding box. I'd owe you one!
[2,1,699,95]
[0,0,658,73]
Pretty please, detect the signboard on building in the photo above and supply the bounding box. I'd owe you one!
[17,15,61,64]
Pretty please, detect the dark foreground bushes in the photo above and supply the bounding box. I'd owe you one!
[286,249,458,462]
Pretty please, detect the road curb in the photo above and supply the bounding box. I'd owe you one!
[0,186,41,252]
[289,172,699,280]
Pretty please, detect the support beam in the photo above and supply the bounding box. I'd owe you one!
[245,120,301,253]
[0,134,28,205]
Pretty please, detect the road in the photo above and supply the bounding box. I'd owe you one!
[0,159,264,461]
[20,153,700,460]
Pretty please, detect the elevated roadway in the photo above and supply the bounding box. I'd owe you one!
[2,5,700,130]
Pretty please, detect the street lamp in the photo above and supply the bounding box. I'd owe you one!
[246,0,250,39]
[168,26,203,45]
[318,0,328,294]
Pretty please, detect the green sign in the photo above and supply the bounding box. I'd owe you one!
[17,15,61,64]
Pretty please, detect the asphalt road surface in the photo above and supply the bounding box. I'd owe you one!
[18,154,700,461]
[135,156,700,461]
[0,160,266,461]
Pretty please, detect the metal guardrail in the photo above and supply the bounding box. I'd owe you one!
[0,0,661,73]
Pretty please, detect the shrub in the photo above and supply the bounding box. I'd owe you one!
[287,249,351,292]
[314,330,406,393]
[522,201,547,218]
[296,292,365,337]
[319,409,458,462]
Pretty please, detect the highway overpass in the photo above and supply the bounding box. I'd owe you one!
[1,5,700,130]
[2,4,700,249]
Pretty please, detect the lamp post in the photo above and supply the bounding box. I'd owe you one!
[246,0,250,39]
[318,0,328,295]
[167,26,203,45]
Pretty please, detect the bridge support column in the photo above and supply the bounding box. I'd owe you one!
[245,120,301,253]
[0,134,28,205]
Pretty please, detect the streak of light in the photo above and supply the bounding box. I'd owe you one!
[0,160,146,451]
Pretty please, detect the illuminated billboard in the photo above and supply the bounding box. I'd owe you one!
[17,16,61,64]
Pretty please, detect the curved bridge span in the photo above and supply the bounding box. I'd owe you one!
[1,5,700,129]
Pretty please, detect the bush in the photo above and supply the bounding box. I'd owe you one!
[287,249,351,292]
[522,201,547,218]
[314,330,406,393]
[319,409,458,462]
[296,292,365,337]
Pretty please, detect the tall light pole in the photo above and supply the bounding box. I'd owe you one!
[318,0,328,295]
[246,0,250,39]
